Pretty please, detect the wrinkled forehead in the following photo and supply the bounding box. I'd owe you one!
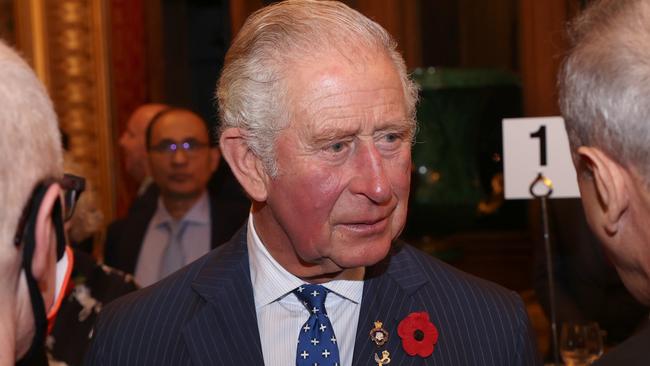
[282,50,409,129]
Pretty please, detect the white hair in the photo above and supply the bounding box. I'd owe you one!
[559,0,650,183]
[0,40,63,253]
[217,0,418,176]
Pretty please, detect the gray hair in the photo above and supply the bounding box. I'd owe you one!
[217,0,418,176]
[0,40,63,252]
[559,0,650,183]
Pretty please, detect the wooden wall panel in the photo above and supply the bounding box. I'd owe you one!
[110,0,149,217]
[353,0,422,69]
[519,0,573,116]
[459,0,518,70]
[229,0,422,69]
[15,0,115,253]
[229,0,262,38]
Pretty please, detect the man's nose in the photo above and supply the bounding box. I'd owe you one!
[171,148,189,164]
[349,142,392,204]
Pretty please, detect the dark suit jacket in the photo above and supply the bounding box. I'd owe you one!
[104,184,249,274]
[86,225,541,365]
[594,324,650,365]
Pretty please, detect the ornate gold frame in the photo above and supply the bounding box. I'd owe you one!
[14,0,116,241]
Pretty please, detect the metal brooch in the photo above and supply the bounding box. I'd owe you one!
[369,321,389,347]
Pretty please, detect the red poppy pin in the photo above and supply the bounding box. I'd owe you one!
[397,311,439,357]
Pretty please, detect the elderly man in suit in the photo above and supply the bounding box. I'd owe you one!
[559,0,650,364]
[85,1,540,365]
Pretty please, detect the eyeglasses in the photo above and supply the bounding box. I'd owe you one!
[13,173,86,247]
[149,138,209,155]
[61,174,86,221]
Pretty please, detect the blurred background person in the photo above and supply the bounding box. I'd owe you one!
[119,103,168,197]
[60,134,104,255]
[104,107,248,287]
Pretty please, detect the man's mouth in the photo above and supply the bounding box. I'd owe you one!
[169,173,191,182]
[339,216,390,235]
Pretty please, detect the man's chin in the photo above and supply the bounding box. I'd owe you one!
[165,188,203,200]
[332,241,392,269]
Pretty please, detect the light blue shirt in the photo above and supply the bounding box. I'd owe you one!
[247,215,364,366]
[135,191,211,287]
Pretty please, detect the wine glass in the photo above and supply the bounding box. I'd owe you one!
[560,322,604,366]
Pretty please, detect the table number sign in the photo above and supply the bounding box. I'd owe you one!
[502,116,580,199]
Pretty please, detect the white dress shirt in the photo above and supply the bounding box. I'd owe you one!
[135,191,211,287]
[247,215,364,366]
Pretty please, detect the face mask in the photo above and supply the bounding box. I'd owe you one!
[15,183,74,365]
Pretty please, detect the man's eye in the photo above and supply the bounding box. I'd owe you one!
[381,132,404,144]
[183,139,197,150]
[384,133,399,142]
[329,142,345,152]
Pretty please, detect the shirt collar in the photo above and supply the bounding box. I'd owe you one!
[151,190,210,227]
[247,214,363,309]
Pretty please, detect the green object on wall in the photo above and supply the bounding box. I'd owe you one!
[405,67,523,237]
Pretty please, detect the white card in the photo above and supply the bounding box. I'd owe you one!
[502,116,580,199]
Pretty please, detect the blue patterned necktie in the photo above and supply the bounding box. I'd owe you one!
[294,284,341,366]
[159,220,188,279]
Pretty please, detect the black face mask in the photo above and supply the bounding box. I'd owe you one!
[15,183,66,366]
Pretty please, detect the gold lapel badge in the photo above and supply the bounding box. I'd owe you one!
[369,321,389,346]
[374,350,391,365]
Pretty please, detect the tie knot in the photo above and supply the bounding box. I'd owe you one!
[293,284,329,312]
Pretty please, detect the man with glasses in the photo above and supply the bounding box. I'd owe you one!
[104,107,248,287]
[0,40,82,365]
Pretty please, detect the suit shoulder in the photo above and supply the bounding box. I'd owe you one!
[395,243,525,311]
[384,243,541,364]
[84,237,245,365]
[86,253,211,355]
[105,218,126,240]
[594,325,650,365]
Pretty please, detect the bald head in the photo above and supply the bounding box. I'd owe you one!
[119,103,167,183]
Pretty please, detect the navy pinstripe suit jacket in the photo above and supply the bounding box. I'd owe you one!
[84,225,541,365]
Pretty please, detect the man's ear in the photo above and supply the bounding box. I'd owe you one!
[31,184,61,280]
[577,146,630,234]
[219,128,269,202]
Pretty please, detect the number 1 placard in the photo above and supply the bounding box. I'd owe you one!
[502,117,580,199]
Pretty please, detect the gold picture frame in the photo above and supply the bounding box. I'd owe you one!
[14,0,116,251]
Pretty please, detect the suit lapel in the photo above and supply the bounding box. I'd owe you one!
[119,209,153,273]
[182,225,265,366]
[119,187,158,273]
[352,243,432,366]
